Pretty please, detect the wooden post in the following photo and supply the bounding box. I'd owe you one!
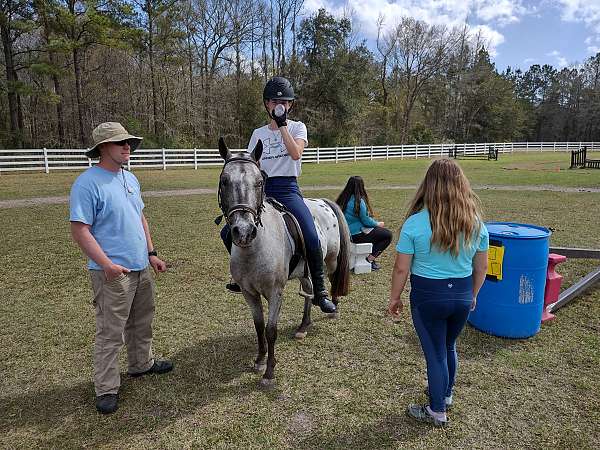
[317,147,320,164]
[162,148,166,170]
[386,145,389,159]
[194,148,198,170]
[354,146,357,161]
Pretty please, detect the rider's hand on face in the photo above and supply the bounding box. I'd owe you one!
[271,104,287,128]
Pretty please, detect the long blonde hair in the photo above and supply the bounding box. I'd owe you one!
[406,158,482,256]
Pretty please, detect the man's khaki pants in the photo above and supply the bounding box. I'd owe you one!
[90,268,155,396]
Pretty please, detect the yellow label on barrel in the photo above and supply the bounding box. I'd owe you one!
[487,245,504,280]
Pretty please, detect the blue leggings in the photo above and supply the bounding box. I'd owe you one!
[221,176,321,253]
[409,274,472,412]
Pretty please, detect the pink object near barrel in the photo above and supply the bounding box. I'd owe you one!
[543,253,567,322]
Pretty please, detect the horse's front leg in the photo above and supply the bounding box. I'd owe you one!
[261,289,283,387]
[243,291,267,372]
[295,277,313,339]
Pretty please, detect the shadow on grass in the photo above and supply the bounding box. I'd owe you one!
[1,325,300,448]
[294,413,434,449]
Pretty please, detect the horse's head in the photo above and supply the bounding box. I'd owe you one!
[218,137,265,247]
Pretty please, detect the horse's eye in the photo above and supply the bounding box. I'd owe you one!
[256,180,263,188]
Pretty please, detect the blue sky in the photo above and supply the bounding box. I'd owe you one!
[303,0,600,71]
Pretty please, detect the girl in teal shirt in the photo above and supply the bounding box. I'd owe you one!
[388,159,489,427]
[336,176,392,270]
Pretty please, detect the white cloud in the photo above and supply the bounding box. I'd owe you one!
[301,1,529,56]
[547,50,569,67]
[555,0,600,28]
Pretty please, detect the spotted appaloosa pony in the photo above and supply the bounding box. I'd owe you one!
[218,137,350,386]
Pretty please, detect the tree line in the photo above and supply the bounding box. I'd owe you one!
[1,1,599,149]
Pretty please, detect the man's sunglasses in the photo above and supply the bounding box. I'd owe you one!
[113,139,131,147]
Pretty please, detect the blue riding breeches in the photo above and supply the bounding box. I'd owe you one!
[409,274,472,413]
[220,176,321,254]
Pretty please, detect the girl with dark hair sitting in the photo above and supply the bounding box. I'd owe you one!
[336,176,393,270]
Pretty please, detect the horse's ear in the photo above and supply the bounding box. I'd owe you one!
[251,140,263,162]
[218,137,231,161]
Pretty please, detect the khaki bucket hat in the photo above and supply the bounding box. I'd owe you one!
[86,122,143,158]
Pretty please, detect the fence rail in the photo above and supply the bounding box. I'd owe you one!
[0,142,597,173]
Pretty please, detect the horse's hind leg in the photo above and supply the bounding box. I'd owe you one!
[295,277,313,339]
[261,289,283,388]
[243,292,267,373]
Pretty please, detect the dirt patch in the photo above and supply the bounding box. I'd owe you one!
[1,184,599,209]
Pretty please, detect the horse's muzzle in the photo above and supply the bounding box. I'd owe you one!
[231,222,258,247]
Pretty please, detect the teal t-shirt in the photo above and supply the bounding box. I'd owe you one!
[69,166,148,271]
[343,195,379,236]
[396,209,489,279]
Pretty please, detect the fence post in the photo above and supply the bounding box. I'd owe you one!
[162,148,166,170]
[370,146,373,160]
[428,144,431,158]
[317,147,320,164]
[553,142,556,152]
[354,146,357,161]
[401,145,404,159]
[386,145,389,159]
[526,141,529,152]
[127,155,131,171]
[194,148,198,170]
[43,148,49,174]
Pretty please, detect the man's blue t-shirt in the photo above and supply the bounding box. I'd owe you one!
[396,209,489,279]
[69,166,148,271]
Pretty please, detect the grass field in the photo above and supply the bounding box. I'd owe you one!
[1,151,600,201]
[1,154,599,449]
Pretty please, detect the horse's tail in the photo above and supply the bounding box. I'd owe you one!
[323,198,351,297]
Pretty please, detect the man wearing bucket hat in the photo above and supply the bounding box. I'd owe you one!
[70,122,173,415]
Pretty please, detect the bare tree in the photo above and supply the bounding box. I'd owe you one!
[390,17,455,143]
[376,14,395,106]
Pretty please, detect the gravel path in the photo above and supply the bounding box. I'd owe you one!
[1,184,599,209]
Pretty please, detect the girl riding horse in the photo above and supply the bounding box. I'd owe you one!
[221,76,336,314]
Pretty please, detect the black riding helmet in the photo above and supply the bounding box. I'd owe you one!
[263,76,295,101]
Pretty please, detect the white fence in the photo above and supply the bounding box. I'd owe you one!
[0,141,597,173]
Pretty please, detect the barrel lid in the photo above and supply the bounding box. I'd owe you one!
[485,222,551,239]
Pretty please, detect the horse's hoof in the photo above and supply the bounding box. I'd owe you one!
[294,330,307,340]
[259,377,276,389]
[326,311,340,320]
[253,363,266,373]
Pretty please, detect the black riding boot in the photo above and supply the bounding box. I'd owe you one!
[306,248,337,313]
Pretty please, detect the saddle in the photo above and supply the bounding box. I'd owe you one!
[266,198,309,278]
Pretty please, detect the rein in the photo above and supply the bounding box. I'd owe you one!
[217,156,266,227]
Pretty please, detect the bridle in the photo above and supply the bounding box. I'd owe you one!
[217,156,266,227]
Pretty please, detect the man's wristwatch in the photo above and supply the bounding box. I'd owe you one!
[148,250,158,257]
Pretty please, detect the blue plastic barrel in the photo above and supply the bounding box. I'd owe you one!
[468,222,551,338]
